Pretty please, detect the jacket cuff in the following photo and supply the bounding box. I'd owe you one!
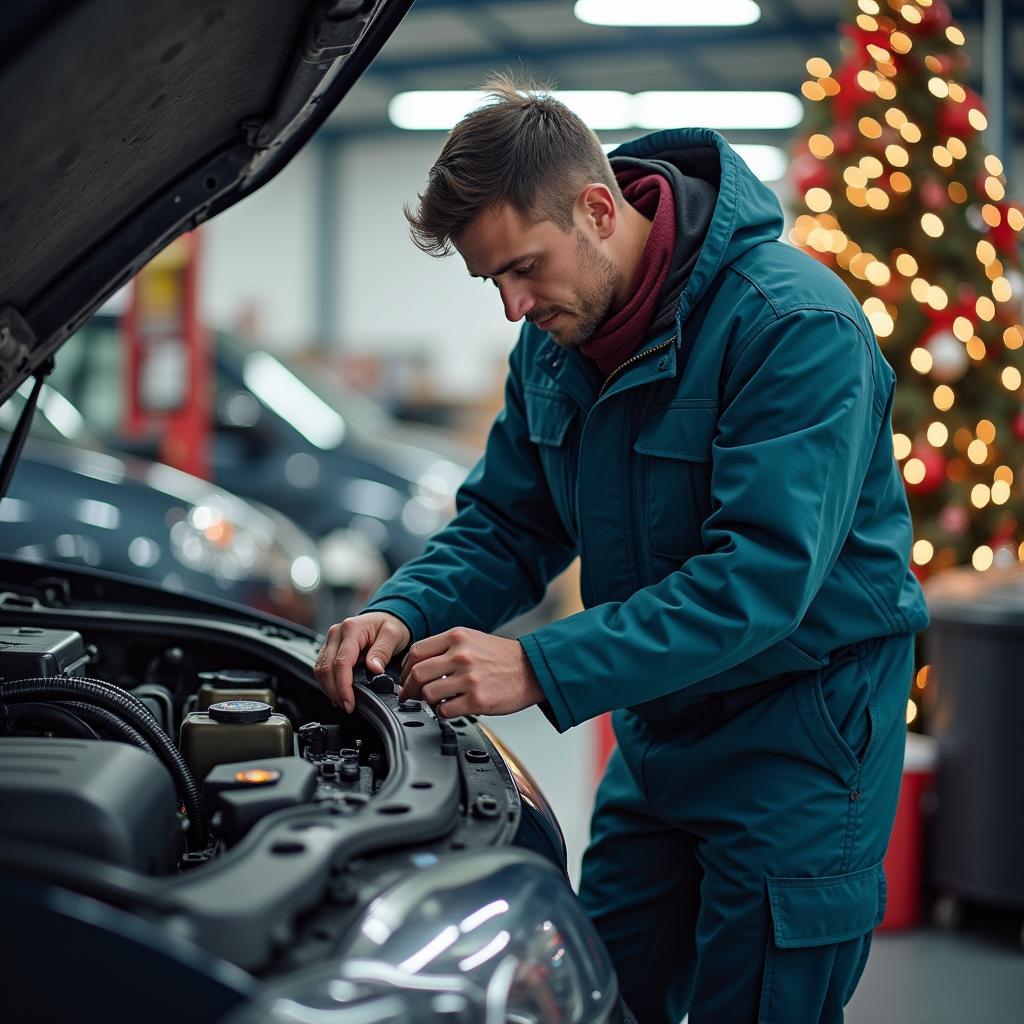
[360,596,430,644]
[519,633,575,733]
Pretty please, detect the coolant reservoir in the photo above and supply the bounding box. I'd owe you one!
[179,700,293,782]
[197,669,276,711]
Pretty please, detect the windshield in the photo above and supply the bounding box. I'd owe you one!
[217,331,392,442]
[47,315,396,454]
[0,380,95,447]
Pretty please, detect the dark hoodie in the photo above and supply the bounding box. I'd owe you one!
[579,155,718,375]
[612,154,718,336]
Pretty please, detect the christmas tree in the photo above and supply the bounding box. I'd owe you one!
[790,0,1024,594]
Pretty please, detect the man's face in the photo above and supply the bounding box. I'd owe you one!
[454,202,620,348]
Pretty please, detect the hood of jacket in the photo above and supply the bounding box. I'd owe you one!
[607,128,786,329]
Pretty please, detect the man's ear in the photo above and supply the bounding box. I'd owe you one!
[577,183,617,240]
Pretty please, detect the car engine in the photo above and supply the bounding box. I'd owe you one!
[0,604,547,975]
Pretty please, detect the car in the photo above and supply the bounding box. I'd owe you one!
[49,311,467,615]
[0,3,622,1022]
[3,372,387,629]
[1,382,328,630]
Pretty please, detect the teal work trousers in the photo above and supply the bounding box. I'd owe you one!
[579,634,914,1024]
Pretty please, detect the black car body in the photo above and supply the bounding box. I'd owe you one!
[0,3,620,1022]
[1,386,327,629]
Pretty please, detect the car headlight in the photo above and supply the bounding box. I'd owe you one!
[223,849,618,1024]
[167,500,320,594]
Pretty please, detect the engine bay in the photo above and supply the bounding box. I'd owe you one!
[0,599,529,975]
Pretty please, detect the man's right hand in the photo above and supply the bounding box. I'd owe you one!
[314,612,411,713]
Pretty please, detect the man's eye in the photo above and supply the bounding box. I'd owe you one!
[515,264,535,277]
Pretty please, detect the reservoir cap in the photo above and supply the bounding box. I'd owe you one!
[208,700,273,724]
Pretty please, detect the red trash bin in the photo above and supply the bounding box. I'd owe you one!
[879,732,938,930]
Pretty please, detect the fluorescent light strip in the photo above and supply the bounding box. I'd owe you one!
[389,90,634,131]
[388,91,802,132]
[634,91,803,130]
[730,145,788,183]
[575,0,761,26]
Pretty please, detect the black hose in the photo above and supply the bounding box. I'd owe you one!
[0,677,206,850]
[0,701,100,740]
[54,701,154,755]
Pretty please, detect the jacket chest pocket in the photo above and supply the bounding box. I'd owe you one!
[633,403,717,561]
[524,385,578,534]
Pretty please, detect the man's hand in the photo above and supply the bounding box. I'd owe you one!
[314,612,411,713]
[398,627,544,718]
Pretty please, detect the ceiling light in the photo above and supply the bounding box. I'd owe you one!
[574,0,761,27]
[634,91,803,130]
[389,91,802,133]
[388,90,633,131]
[731,145,788,182]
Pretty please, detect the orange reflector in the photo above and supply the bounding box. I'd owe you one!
[234,769,280,785]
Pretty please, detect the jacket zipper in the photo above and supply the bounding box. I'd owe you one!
[597,337,675,399]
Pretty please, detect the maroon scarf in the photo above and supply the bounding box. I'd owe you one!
[579,170,677,377]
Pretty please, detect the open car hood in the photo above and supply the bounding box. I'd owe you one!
[0,0,413,404]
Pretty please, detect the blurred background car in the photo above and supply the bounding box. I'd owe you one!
[46,310,471,618]
[0,382,327,629]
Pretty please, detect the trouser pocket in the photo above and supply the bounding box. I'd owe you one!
[758,863,886,1024]
[795,655,877,788]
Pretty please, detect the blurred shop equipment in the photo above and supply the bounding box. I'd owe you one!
[879,732,937,930]
[923,566,1024,934]
[122,231,210,480]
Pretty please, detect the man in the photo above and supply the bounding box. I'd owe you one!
[315,75,929,1023]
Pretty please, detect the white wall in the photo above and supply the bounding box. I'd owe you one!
[200,145,319,350]
[199,134,522,396]
[335,134,520,397]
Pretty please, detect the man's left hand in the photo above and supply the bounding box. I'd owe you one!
[398,627,544,718]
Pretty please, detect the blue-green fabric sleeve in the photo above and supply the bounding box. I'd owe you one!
[363,336,577,642]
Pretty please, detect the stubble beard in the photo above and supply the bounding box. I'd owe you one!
[548,230,620,349]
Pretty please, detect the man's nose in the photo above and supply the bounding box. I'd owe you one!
[499,283,535,323]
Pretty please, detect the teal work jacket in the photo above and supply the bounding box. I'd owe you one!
[365,128,929,732]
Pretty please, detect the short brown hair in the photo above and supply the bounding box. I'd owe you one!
[405,72,623,257]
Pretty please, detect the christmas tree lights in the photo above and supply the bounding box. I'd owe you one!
[791,0,1024,591]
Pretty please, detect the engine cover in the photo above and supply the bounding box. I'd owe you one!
[0,737,181,873]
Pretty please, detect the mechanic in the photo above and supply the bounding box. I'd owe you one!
[315,75,929,1023]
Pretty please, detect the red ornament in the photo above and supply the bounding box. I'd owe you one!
[940,504,970,536]
[938,88,986,138]
[791,152,831,194]
[918,0,953,36]
[920,178,948,211]
[1013,411,1024,441]
[907,444,947,496]
[832,55,871,123]
[991,204,1021,258]
[833,123,857,157]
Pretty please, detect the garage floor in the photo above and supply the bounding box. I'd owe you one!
[846,923,1023,1024]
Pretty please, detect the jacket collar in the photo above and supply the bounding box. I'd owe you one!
[534,329,678,408]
